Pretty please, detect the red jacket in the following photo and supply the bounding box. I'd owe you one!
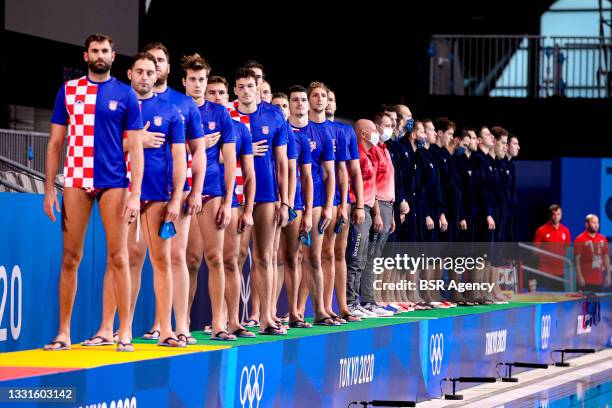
[533,222,571,276]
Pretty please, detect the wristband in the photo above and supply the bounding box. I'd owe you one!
[355,207,364,210]
[281,202,290,208]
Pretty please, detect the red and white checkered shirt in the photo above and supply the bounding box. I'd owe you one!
[226,100,249,204]
[63,77,97,188]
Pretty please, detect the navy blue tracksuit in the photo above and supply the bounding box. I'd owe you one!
[399,137,418,242]
[415,146,442,243]
[472,149,498,243]
[453,151,478,243]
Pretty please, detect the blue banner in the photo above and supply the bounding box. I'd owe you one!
[0,193,155,352]
[1,297,610,407]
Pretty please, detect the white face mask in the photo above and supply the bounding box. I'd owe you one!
[380,127,393,142]
[370,131,380,145]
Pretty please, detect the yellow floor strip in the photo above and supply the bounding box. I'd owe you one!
[0,344,228,369]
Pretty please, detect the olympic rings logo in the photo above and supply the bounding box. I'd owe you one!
[541,314,551,350]
[429,333,444,375]
[239,363,264,408]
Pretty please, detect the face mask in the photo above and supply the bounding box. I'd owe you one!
[416,137,425,149]
[406,118,415,133]
[370,131,380,145]
[455,146,466,156]
[380,128,393,142]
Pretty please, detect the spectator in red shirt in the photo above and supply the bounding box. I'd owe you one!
[574,214,611,292]
[533,204,571,291]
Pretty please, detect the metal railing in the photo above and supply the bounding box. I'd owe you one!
[0,154,64,194]
[429,35,612,98]
[0,128,63,174]
[518,242,576,292]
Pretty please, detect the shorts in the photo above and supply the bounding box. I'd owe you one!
[82,187,108,200]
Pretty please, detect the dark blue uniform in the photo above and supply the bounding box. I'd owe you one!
[495,156,512,242]
[472,149,497,244]
[453,152,478,242]
[506,157,518,242]
[415,146,442,243]
[429,144,457,242]
[399,137,418,242]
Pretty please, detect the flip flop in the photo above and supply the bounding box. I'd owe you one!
[43,340,70,351]
[232,328,256,338]
[313,317,340,326]
[113,332,119,343]
[142,329,160,340]
[242,319,259,327]
[259,326,287,335]
[203,325,213,335]
[289,319,312,328]
[81,335,114,346]
[330,315,347,324]
[116,341,134,352]
[158,337,187,348]
[211,330,237,341]
[177,333,197,345]
[341,314,362,323]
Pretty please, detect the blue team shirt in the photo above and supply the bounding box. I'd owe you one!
[292,122,334,207]
[337,122,360,160]
[156,87,204,141]
[51,76,143,188]
[321,120,350,205]
[224,121,253,208]
[240,103,288,203]
[199,100,235,197]
[156,87,205,192]
[332,121,360,204]
[139,95,185,201]
[292,129,313,211]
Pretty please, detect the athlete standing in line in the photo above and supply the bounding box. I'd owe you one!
[284,85,314,328]
[139,43,206,341]
[205,75,257,337]
[44,34,144,351]
[227,68,289,335]
[324,89,364,322]
[304,82,350,324]
[182,53,237,340]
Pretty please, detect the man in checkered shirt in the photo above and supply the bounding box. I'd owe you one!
[43,33,144,351]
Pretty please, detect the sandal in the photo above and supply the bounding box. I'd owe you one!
[330,314,347,324]
[313,317,340,326]
[43,340,70,351]
[259,326,287,335]
[142,329,160,340]
[232,328,256,338]
[341,314,362,323]
[158,337,187,347]
[211,330,237,341]
[81,335,113,346]
[177,333,197,345]
[288,319,312,328]
[117,341,134,352]
[242,319,259,328]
